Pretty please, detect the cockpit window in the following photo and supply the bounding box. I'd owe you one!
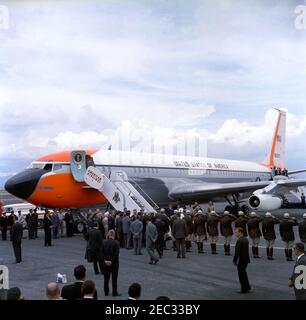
[29,163,45,169]
[53,164,63,171]
[43,164,53,172]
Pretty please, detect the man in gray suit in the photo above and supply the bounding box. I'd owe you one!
[172,213,188,259]
[145,217,159,264]
[289,243,306,300]
[122,212,131,249]
[130,214,143,255]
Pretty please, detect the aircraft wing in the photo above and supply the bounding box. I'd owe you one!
[259,178,306,195]
[169,179,306,202]
[168,181,271,202]
[288,169,306,175]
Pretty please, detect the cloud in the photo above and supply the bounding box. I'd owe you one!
[1,0,306,178]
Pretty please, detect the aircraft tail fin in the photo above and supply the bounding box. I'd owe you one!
[264,108,287,169]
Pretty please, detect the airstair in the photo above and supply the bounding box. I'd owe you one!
[70,150,158,213]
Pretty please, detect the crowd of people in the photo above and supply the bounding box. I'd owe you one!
[1,201,306,300]
[5,264,169,301]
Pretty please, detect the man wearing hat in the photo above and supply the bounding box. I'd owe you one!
[207,211,221,254]
[247,212,263,259]
[280,213,299,261]
[185,210,194,253]
[220,211,236,255]
[298,214,306,244]
[289,243,306,300]
[193,210,207,254]
[235,211,249,237]
[262,212,280,260]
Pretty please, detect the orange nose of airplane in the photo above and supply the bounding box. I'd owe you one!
[4,168,46,200]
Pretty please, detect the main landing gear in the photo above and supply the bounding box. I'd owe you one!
[224,194,249,216]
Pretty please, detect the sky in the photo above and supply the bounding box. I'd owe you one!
[0,0,306,187]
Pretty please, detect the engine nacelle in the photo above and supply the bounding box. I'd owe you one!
[248,194,283,211]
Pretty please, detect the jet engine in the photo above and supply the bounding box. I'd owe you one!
[248,194,283,211]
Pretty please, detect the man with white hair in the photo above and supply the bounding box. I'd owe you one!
[247,212,263,259]
[298,214,306,244]
[172,211,188,258]
[46,282,62,300]
[280,213,299,261]
[262,212,280,260]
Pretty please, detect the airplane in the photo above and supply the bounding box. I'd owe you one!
[4,108,306,214]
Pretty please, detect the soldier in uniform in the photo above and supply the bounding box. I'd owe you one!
[298,213,306,244]
[262,212,280,260]
[235,211,249,237]
[193,210,206,254]
[185,210,194,253]
[220,211,236,255]
[247,212,263,259]
[280,213,298,261]
[207,211,221,254]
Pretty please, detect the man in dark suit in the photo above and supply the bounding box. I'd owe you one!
[26,209,35,239]
[84,222,104,275]
[32,209,39,238]
[11,216,23,263]
[0,212,8,240]
[172,212,188,258]
[61,265,97,300]
[289,243,306,300]
[154,215,167,258]
[43,211,52,247]
[78,280,96,300]
[299,214,306,244]
[64,210,74,237]
[233,227,251,293]
[101,229,121,297]
[128,283,141,300]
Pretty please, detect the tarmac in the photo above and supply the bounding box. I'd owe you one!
[0,222,303,300]
[1,189,305,300]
